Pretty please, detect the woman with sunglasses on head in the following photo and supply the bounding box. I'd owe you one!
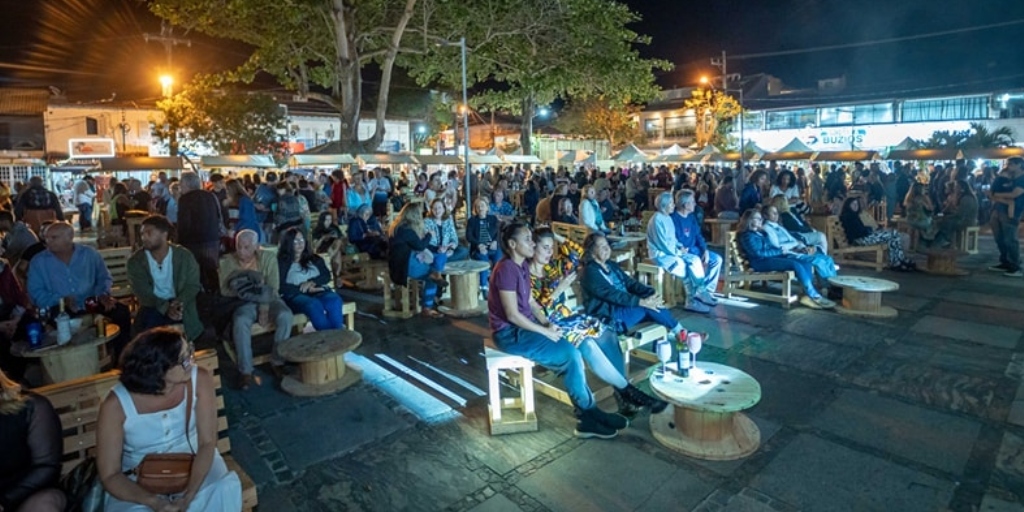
[97,327,242,512]
[277,227,345,331]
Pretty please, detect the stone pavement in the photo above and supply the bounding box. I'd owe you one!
[212,235,1024,511]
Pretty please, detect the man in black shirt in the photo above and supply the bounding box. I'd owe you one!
[177,172,224,293]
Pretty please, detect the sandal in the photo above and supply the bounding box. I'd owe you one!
[421,308,444,319]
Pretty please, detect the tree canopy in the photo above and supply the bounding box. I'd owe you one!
[918,122,1016,149]
[684,88,741,149]
[556,97,642,150]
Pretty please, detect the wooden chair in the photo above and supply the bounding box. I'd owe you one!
[483,339,538,435]
[35,349,258,511]
[635,261,684,308]
[721,232,799,308]
[99,247,135,306]
[825,215,887,272]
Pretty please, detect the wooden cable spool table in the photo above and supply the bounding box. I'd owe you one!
[704,218,738,246]
[439,260,491,317]
[922,248,969,277]
[277,329,362,397]
[648,362,762,461]
[827,275,900,318]
[11,322,120,384]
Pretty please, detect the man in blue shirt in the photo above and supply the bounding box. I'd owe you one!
[27,222,132,360]
[646,192,711,314]
[671,190,722,306]
[988,157,1024,277]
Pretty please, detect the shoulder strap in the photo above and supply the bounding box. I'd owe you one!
[185,368,195,455]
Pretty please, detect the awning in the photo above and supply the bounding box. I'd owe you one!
[468,154,504,165]
[610,143,650,163]
[415,155,463,165]
[963,147,1024,160]
[200,155,278,168]
[761,151,815,161]
[289,154,357,166]
[503,155,543,164]
[885,149,963,161]
[96,157,185,171]
[812,151,879,162]
[358,153,419,165]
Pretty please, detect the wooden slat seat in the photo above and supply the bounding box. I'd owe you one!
[721,232,798,307]
[35,349,258,511]
[826,215,886,272]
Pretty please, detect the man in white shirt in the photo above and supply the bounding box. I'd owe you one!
[73,176,96,232]
[127,215,203,340]
[646,192,711,314]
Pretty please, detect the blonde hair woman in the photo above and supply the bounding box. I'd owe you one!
[769,194,828,254]
[1,369,66,512]
[387,203,445,318]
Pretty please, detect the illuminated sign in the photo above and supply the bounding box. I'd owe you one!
[69,138,116,158]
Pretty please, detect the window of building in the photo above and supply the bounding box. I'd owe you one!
[644,118,662,138]
[819,107,854,126]
[85,117,99,135]
[663,115,695,137]
[741,111,764,130]
[902,96,988,122]
[818,103,893,126]
[765,109,817,130]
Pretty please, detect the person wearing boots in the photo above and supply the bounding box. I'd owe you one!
[488,222,643,439]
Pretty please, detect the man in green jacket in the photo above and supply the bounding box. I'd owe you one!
[127,215,203,340]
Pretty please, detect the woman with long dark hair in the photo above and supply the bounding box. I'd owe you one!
[839,197,915,270]
[276,227,344,331]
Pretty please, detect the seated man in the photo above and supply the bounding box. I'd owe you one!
[645,192,710,314]
[761,204,837,281]
[26,222,131,361]
[126,215,202,340]
[670,190,723,307]
[218,229,293,389]
[0,210,38,267]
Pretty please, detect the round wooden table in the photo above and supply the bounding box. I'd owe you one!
[648,362,762,461]
[827,275,899,318]
[11,322,120,384]
[923,249,969,276]
[439,260,491,317]
[277,329,362,397]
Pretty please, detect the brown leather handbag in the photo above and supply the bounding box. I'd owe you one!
[135,381,195,495]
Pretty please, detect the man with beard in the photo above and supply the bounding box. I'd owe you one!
[126,215,202,340]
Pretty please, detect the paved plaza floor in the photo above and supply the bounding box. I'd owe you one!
[213,235,1024,511]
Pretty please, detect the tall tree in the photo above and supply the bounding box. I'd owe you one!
[684,88,741,149]
[557,97,642,149]
[919,122,1016,149]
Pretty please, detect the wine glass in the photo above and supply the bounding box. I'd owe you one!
[687,332,704,370]
[656,339,673,379]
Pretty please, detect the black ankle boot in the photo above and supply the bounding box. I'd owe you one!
[619,384,669,414]
[573,407,618,439]
[614,390,641,419]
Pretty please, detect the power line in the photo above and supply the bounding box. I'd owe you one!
[732,18,1024,60]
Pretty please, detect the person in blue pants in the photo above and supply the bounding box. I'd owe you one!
[276,227,345,330]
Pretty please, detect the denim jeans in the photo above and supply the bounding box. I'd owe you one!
[677,251,723,294]
[133,306,178,337]
[593,329,627,377]
[231,299,293,374]
[77,202,93,230]
[991,209,1021,271]
[285,291,344,331]
[408,255,438,308]
[749,257,821,298]
[493,326,596,409]
[472,249,502,288]
[613,305,679,333]
[792,252,837,279]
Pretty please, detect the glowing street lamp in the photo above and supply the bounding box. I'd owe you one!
[159,75,174,97]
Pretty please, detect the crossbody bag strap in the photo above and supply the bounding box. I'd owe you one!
[185,378,195,455]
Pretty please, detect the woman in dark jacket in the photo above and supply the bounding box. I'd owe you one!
[839,196,915,270]
[466,199,501,292]
[387,203,444,318]
[738,170,768,213]
[736,209,836,310]
[277,227,345,330]
[0,369,64,512]
[579,232,685,341]
[347,204,387,259]
[932,179,979,248]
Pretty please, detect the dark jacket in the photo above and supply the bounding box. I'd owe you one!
[738,230,784,261]
[177,189,223,244]
[388,225,431,286]
[466,215,499,256]
[738,183,762,213]
[579,259,655,326]
[277,253,332,300]
[126,244,203,340]
[839,210,873,241]
[779,211,814,234]
[0,394,61,511]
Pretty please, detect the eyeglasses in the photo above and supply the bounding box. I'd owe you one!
[179,342,195,370]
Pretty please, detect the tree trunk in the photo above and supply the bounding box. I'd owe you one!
[366,0,418,152]
[520,97,535,156]
[332,0,362,152]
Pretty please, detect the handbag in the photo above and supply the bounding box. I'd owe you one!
[134,380,195,495]
[60,456,105,512]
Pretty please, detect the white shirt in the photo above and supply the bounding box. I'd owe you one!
[763,220,803,254]
[74,181,96,205]
[145,249,175,300]
[286,262,321,286]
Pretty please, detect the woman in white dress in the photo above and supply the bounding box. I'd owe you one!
[97,327,241,512]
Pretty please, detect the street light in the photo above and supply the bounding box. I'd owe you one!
[437,37,471,214]
[159,74,174,97]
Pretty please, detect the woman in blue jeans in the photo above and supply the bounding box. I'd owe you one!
[387,203,445,318]
[467,199,501,290]
[277,227,345,330]
[737,209,837,310]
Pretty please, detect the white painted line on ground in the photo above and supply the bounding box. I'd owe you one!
[408,355,487,397]
[374,353,468,407]
[344,353,459,423]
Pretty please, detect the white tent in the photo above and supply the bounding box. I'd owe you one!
[609,143,649,163]
[762,138,815,161]
[289,154,356,166]
[557,150,593,164]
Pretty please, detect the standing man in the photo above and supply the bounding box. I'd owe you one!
[670,190,722,307]
[26,222,132,360]
[127,215,202,340]
[177,171,224,292]
[73,175,96,232]
[127,179,151,212]
[646,192,711,314]
[988,157,1024,277]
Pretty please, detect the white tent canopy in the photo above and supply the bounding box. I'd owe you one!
[610,143,650,163]
[358,153,419,165]
[469,154,504,165]
[289,154,356,166]
[504,155,543,164]
[200,155,278,168]
[557,150,593,164]
[414,155,463,166]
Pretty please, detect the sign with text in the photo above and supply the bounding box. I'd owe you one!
[69,138,116,158]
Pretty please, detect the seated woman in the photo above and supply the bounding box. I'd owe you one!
[932,179,979,248]
[739,170,768,213]
[578,185,610,234]
[555,198,579,225]
[0,251,32,382]
[347,205,387,260]
[579,232,692,341]
[97,328,242,511]
[0,368,65,512]
[467,199,501,292]
[425,198,468,268]
[714,175,740,219]
[388,204,445,318]
[903,182,935,243]
[488,189,515,225]
[488,222,639,439]
[761,204,838,281]
[771,195,828,254]
[277,227,345,331]
[769,169,809,216]
[839,197,916,271]
[737,209,837,310]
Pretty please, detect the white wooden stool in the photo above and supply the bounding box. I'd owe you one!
[619,323,668,377]
[483,342,538,435]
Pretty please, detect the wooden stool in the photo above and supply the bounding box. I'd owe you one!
[636,261,684,307]
[277,329,362,397]
[382,274,422,319]
[923,249,969,277]
[619,323,667,378]
[827,275,899,318]
[439,260,490,317]
[956,226,979,255]
[483,340,538,435]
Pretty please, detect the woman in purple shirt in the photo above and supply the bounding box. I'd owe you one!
[488,222,651,440]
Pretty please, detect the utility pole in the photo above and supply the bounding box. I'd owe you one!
[712,50,746,170]
[145,21,191,157]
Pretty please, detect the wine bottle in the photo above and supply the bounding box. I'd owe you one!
[55,300,72,346]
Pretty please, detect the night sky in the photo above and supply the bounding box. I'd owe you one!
[0,0,1022,101]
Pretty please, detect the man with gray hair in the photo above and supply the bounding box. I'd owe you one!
[671,189,722,307]
[218,229,293,389]
[177,171,223,292]
[646,191,711,314]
